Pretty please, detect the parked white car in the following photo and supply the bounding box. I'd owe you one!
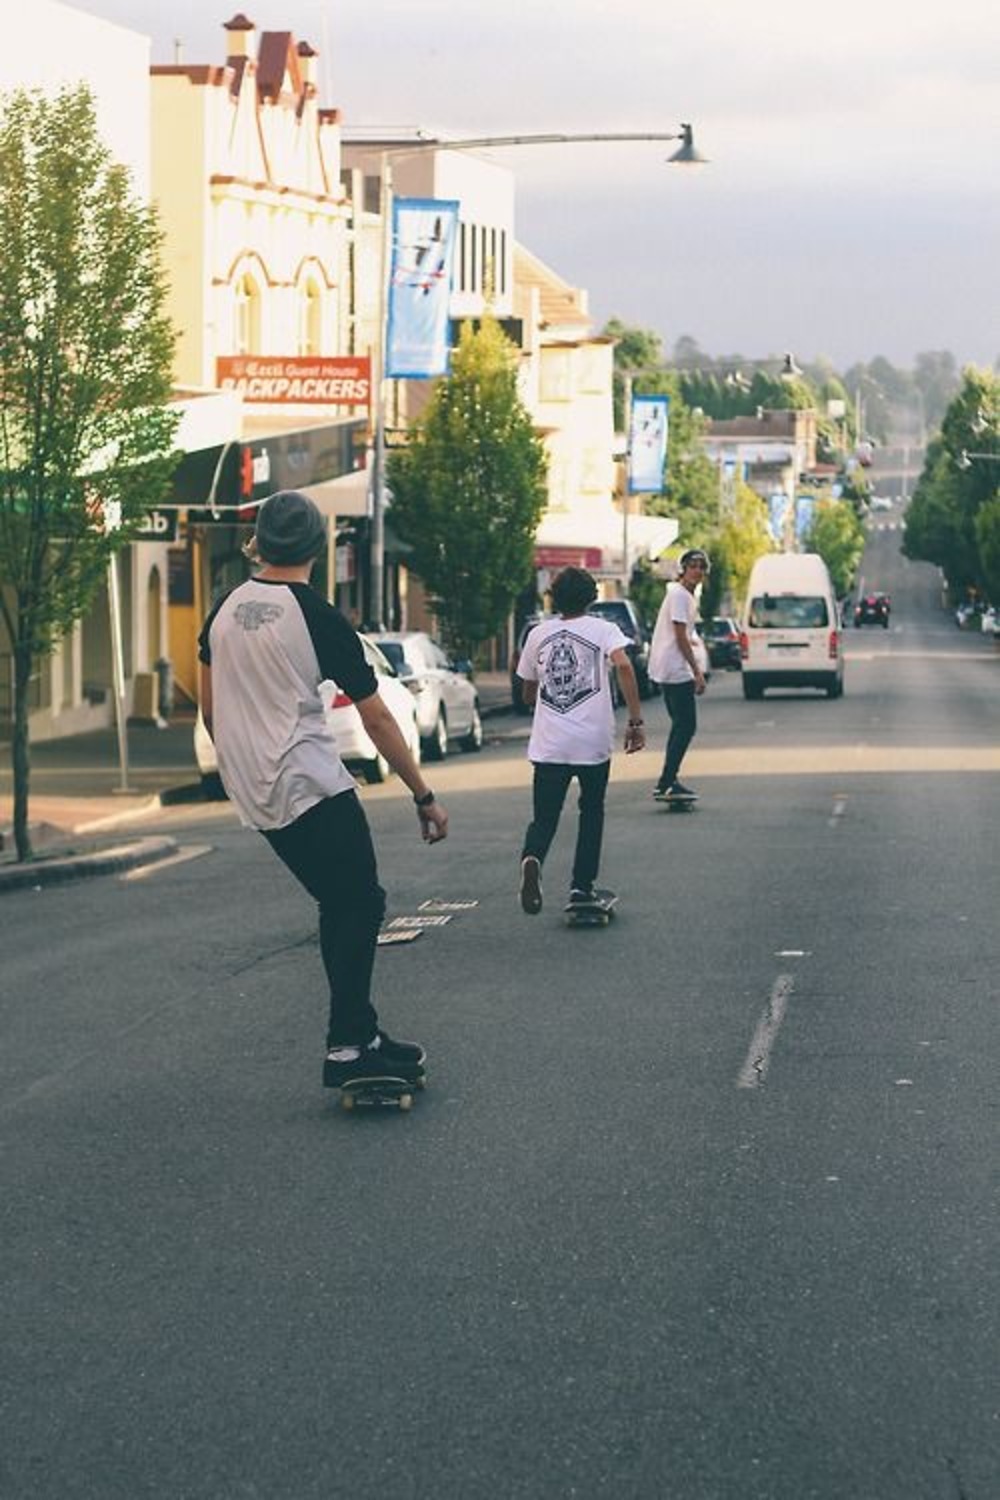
[371,631,483,759]
[194,634,421,791]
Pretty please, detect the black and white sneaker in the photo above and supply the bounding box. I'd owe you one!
[568,886,598,907]
[664,781,698,802]
[324,1031,425,1088]
[519,856,543,914]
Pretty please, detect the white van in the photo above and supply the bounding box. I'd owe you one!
[740,552,844,699]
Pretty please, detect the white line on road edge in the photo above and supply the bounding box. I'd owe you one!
[736,975,795,1090]
[120,845,213,881]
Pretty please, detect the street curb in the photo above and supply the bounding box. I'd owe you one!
[0,835,179,894]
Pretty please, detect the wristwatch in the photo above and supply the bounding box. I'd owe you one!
[414,789,436,809]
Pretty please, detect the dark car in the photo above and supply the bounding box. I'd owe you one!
[698,616,742,670]
[510,614,552,712]
[586,597,653,699]
[854,592,891,628]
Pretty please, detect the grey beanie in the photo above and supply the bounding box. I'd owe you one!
[254,490,327,565]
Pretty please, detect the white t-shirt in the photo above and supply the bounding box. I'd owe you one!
[198,579,376,830]
[517,613,629,764]
[649,582,699,685]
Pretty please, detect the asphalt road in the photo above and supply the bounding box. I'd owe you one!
[2,512,998,1499]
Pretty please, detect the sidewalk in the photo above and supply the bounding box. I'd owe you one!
[0,672,517,887]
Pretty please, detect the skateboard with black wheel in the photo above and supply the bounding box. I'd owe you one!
[653,791,698,813]
[564,889,618,928]
[339,1073,426,1113]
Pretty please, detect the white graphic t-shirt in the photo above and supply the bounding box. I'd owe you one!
[648,582,698,685]
[517,614,629,764]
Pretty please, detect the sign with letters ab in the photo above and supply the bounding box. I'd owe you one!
[134,508,177,541]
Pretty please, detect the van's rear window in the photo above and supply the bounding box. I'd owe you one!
[748,595,829,629]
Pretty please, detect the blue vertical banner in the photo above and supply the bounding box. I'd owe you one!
[794,494,815,543]
[386,198,459,378]
[627,394,670,494]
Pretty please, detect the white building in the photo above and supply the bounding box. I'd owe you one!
[0,2,176,738]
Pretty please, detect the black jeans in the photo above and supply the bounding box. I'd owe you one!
[658,680,698,788]
[263,792,386,1048]
[522,760,611,892]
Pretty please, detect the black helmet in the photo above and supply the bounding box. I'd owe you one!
[679,548,710,574]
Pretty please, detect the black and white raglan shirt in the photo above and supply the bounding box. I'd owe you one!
[198,579,377,831]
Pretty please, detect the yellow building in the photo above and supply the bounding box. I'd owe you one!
[151,15,371,697]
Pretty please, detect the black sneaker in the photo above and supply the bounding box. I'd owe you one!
[568,886,598,906]
[374,1029,426,1069]
[323,1031,425,1089]
[652,784,670,801]
[519,855,543,914]
[665,781,698,802]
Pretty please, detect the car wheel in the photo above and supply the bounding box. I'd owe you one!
[423,708,448,761]
[826,677,843,699]
[363,751,392,784]
[742,677,763,700]
[460,703,483,752]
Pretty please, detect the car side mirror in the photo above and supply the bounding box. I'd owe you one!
[450,657,474,678]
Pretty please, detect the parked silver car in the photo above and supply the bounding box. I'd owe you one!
[372,631,483,759]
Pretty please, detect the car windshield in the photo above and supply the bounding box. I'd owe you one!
[589,603,634,631]
[376,641,407,672]
[748,595,829,629]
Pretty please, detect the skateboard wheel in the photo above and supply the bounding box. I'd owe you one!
[398,1093,413,1112]
[341,1092,355,1112]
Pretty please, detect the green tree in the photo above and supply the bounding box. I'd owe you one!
[0,85,178,861]
[710,483,773,615]
[601,317,664,429]
[903,367,999,596]
[804,498,866,597]
[386,317,547,655]
[974,497,1000,603]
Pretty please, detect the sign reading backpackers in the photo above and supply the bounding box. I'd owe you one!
[386,198,459,378]
[216,356,371,406]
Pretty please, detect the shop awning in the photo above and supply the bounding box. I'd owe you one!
[534,508,678,577]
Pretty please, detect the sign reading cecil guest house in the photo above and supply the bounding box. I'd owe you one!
[216,355,371,405]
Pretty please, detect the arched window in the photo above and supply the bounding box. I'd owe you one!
[298,278,322,356]
[234,272,261,354]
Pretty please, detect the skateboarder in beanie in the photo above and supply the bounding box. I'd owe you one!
[649,547,709,802]
[198,489,448,1088]
[515,566,645,915]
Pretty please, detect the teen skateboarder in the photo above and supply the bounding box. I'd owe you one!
[198,489,448,1089]
[515,566,645,915]
[649,548,710,803]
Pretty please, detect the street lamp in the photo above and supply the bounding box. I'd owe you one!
[361,124,705,628]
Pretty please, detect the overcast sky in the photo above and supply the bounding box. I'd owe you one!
[66,1,1000,371]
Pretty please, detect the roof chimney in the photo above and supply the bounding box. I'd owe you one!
[224,13,257,63]
[297,40,318,89]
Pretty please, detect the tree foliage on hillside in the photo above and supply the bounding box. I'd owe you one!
[902,368,999,598]
[386,317,547,655]
[0,85,178,860]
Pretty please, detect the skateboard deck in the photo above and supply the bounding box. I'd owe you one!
[654,793,697,812]
[339,1073,425,1113]
[564,889,618,928]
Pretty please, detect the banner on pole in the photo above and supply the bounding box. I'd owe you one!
[628,394,669,494]
[386,198,459,378]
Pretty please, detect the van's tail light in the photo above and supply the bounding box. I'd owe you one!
[828,630,840,660]
[739,630,749,660]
